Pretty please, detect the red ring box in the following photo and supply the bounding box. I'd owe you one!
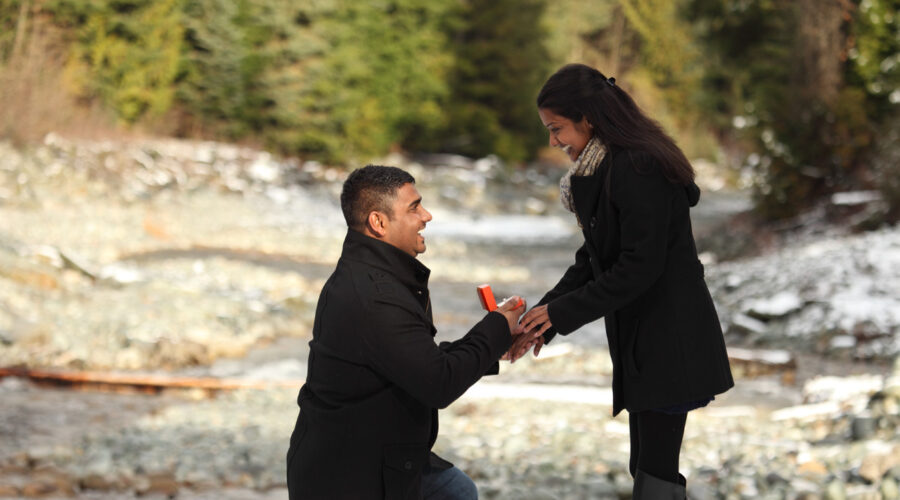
[477,284,522,311]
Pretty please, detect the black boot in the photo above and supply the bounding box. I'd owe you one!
[632,469,686,499]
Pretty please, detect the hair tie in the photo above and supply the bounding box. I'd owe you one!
[606,77,616,87]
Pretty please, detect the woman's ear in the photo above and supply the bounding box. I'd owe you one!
[366,211,388,237]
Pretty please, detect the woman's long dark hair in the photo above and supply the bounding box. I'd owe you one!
[537,63,694,185]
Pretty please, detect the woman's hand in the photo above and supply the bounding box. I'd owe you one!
[517,304,552,337]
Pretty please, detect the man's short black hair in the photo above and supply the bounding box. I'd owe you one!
[341,165,416,231]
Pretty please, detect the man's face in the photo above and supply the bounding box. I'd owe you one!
[382,183,432,257]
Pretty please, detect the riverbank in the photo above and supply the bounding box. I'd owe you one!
[1,135,898,498]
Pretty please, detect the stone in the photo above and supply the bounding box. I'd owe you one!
[830,335,857,350]
[851,415,877,441]
[0,253,59,290]
[766,471,790,485]
[80,473,119,491]
[582,478,616,498]
[132,474,151,494]
[0,483,20,497]
[17,470,74,498]
[733,475,759,495]
[859,446,900,482]
[844,484,881,499]
[513,489,557,500]
[824,480,847,500]
[685,482,719,500]
[888,465,900,480]
[883,478,900,500]
[730,313,769,335]
[792,477,824,495]
[0,376,27,391]
[145,472,179,497]
[0,328,20,346]
[885,373,900,400]
[21,478,58,498]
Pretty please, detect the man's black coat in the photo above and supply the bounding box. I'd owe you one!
[540,148,733,416]
[287,229,512,499]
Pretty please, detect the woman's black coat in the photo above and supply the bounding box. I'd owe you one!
[287,229,512,499]
[540,148,733,416]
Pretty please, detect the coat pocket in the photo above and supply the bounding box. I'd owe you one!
[382,444,424,500]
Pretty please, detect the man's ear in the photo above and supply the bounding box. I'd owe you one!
[366,211,388,237]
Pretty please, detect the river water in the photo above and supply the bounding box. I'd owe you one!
[205,188,752,380]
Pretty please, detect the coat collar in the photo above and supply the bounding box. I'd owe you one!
[341,228,431,290]
[570,151,611,223]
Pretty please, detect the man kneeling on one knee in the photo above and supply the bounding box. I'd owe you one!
[286,165,525,500]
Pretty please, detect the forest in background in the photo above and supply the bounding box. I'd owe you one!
[0,0,897,220]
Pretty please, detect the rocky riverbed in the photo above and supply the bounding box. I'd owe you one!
[1,135,899,499]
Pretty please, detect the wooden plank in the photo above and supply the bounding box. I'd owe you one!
[0,366,301,394]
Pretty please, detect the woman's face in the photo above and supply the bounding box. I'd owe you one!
[538,108,593,161]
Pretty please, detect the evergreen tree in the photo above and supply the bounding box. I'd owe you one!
[177,0,250,137]
[175,0,454,162]
[441,0,551,162]
[850,0,900,218]
[618,0,703,118]
[540,0,620,69]
[62,0,183,123]
[177,0,300,139]
[684,0,896,219]
[296,0,454,161]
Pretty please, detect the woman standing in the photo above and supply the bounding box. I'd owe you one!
[512,63,734,497]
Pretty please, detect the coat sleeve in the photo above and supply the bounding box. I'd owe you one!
[536,242,592,344]
[547,153,674,335]
[540,242,593,305]
[438,337,501,375]
[360,305,512,409]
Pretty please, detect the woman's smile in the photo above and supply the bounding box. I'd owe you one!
[538,107,592,162]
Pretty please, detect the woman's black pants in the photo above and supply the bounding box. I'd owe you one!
[628,409,687,483]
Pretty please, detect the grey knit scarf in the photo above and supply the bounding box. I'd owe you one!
[559,136,606,218]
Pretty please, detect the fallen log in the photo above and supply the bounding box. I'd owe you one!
[0,366,301,395]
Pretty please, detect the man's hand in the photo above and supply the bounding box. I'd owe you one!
[505,330,544,363]
[496,296,526,334]
[502,304,552,362]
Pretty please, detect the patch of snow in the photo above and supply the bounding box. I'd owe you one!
[770,402,841,422]
[831,190,882,206]
[745,291,804,319]
[829,335,857,349]
[803,374,884,404]
[728,347,793,365]
[709,224,900,357]
[99,264,144,285]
